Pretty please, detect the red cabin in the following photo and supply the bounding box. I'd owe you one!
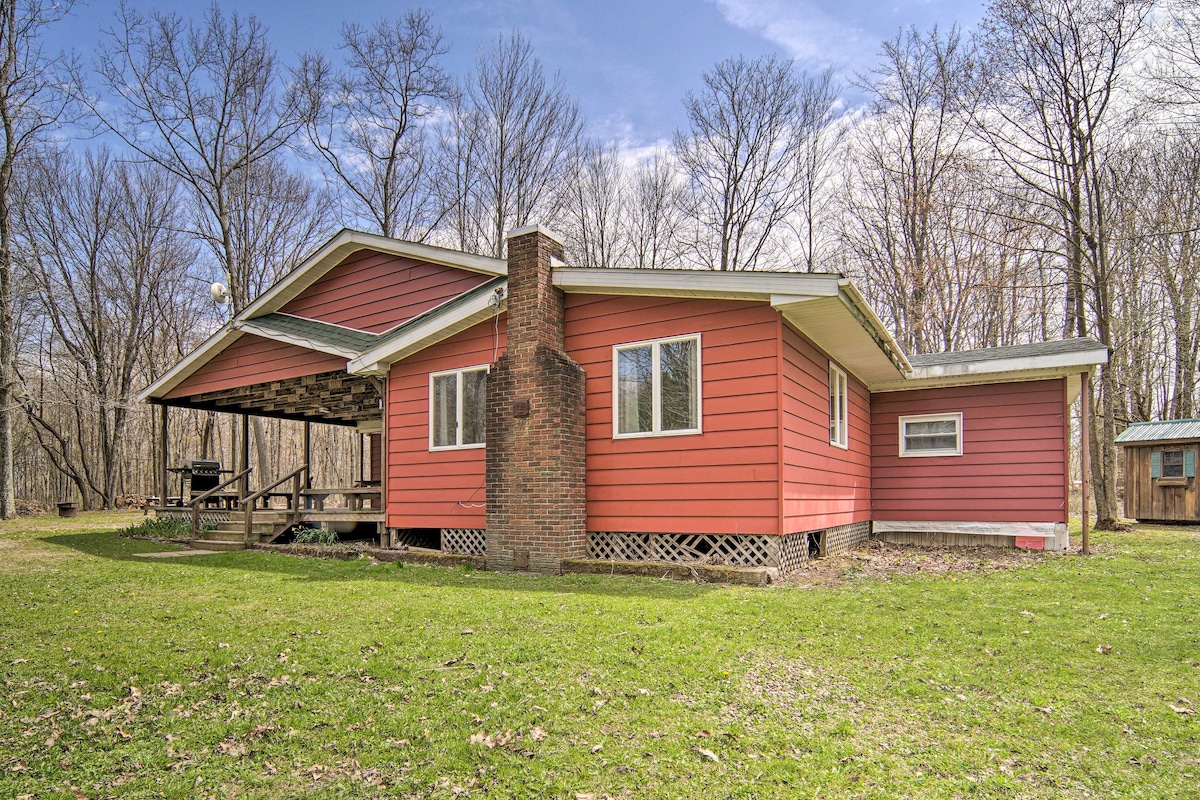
[143,226,1107,574]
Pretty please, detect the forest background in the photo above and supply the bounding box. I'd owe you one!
[3,0,1195,529]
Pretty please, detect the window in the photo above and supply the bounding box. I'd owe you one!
[430,365,488,450]
[899,413,963,457]
[1152,448,1195,480]
[613,334,701,438]
[829,363,849,449]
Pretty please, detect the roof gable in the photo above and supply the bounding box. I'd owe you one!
[240,229,506,322]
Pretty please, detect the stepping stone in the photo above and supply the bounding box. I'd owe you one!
[133,549,223,558]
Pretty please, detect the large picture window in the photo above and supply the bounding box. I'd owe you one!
[829,363,849,449]
[430,365,488,450]
[613,334,701,438]
[899,412,963,457]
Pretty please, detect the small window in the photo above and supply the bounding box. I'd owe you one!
[429,365,488,450]
[1162,450,1185,478]
[613,334,701,438]
[829,363,849,449]
[899,413,963,457]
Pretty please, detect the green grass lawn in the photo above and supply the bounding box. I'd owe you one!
[1,513,1197,799]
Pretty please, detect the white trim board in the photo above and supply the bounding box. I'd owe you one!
[872,520,1064,538]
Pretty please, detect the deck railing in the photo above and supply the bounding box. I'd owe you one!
[189,468,252,535]
[240,464,308,544]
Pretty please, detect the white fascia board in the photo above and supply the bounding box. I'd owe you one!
[239,229,507,322]
[138,325,243,402]
[838,281,913,373]
[553,268,843,301]
[233,319,360,360]
[349,291,504,377]
[873,349,1109,392]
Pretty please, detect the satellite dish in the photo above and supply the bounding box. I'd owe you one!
[210,282,230,305]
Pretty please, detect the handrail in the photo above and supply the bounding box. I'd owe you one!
[242,464,308,544]
[191,468,252,534]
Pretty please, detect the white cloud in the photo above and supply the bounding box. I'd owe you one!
[710,0,875,71]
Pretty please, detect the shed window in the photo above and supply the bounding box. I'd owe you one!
[899,413,963,457]
[829,363,848,449]
[430,365,488,450]
[614,334,701,438]
[1152,449,1195,480]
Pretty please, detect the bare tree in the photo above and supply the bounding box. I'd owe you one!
[300,10,455,239]
[15,148,193,508]
[0,0,76,517]
[90,2,316,311]
[438,32,583,258]
[562,140,627,266]
[626,149,688,268]
[978,0,1152,528]
[790,67,843,273]
[673,55,829,271]
[840,26,982,353]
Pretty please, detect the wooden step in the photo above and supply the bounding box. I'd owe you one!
[188,538,246,552]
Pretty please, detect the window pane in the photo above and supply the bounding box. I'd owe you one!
[461,369,487,445]
[906,434,958,452]
[432,373,457,448]
[617,346,653,434]
[1163,450,1185,478]
[907,419,957,437]
[660,339,698,431]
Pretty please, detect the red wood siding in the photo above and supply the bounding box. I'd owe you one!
[279,249,492,333]
[871,379,1068,523]
[165,334,347,399]
[781,322,871,533]
[385,315,506,529]
[565,295,781,536]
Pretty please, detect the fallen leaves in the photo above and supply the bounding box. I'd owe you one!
[1096,645,1112,654]
[697,747,720,763]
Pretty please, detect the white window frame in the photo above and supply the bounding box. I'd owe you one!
[898,412,963,458]
[612,333,703,439]
[829,363,849,449]
[428,364,489,451]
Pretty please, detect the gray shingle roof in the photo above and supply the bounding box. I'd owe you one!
[1115,419,1200,444]
[908,337,1108,368]
[362,276,507,354]
[247,313,380,352]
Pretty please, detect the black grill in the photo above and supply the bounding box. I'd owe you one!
[177,459,222,494]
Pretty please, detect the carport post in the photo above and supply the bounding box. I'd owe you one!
[1081,371,1091,556]
[303,421,312,489]
[239,413,250,498]
[159,403,168,507]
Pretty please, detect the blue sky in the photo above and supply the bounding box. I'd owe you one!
[57,0,986,148]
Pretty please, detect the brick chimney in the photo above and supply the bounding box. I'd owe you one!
[485,226,586,573]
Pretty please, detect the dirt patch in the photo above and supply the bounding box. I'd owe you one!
[783,538,1046,587]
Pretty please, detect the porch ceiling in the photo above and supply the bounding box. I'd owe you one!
[153,369,382,427]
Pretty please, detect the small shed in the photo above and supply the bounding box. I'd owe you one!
[1116,419,1200,522]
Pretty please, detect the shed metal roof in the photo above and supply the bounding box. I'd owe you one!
[1115,418,1200,444]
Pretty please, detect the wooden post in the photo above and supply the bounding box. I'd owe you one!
[302,421,312,489]
[239,413,250,498]
[1081,371,1091,556]
[159,403,169,508]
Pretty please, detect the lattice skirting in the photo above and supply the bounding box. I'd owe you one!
[588,531,815,576]
[819,522,872,557]
[442,528,486,555]
[155,507,230,526]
